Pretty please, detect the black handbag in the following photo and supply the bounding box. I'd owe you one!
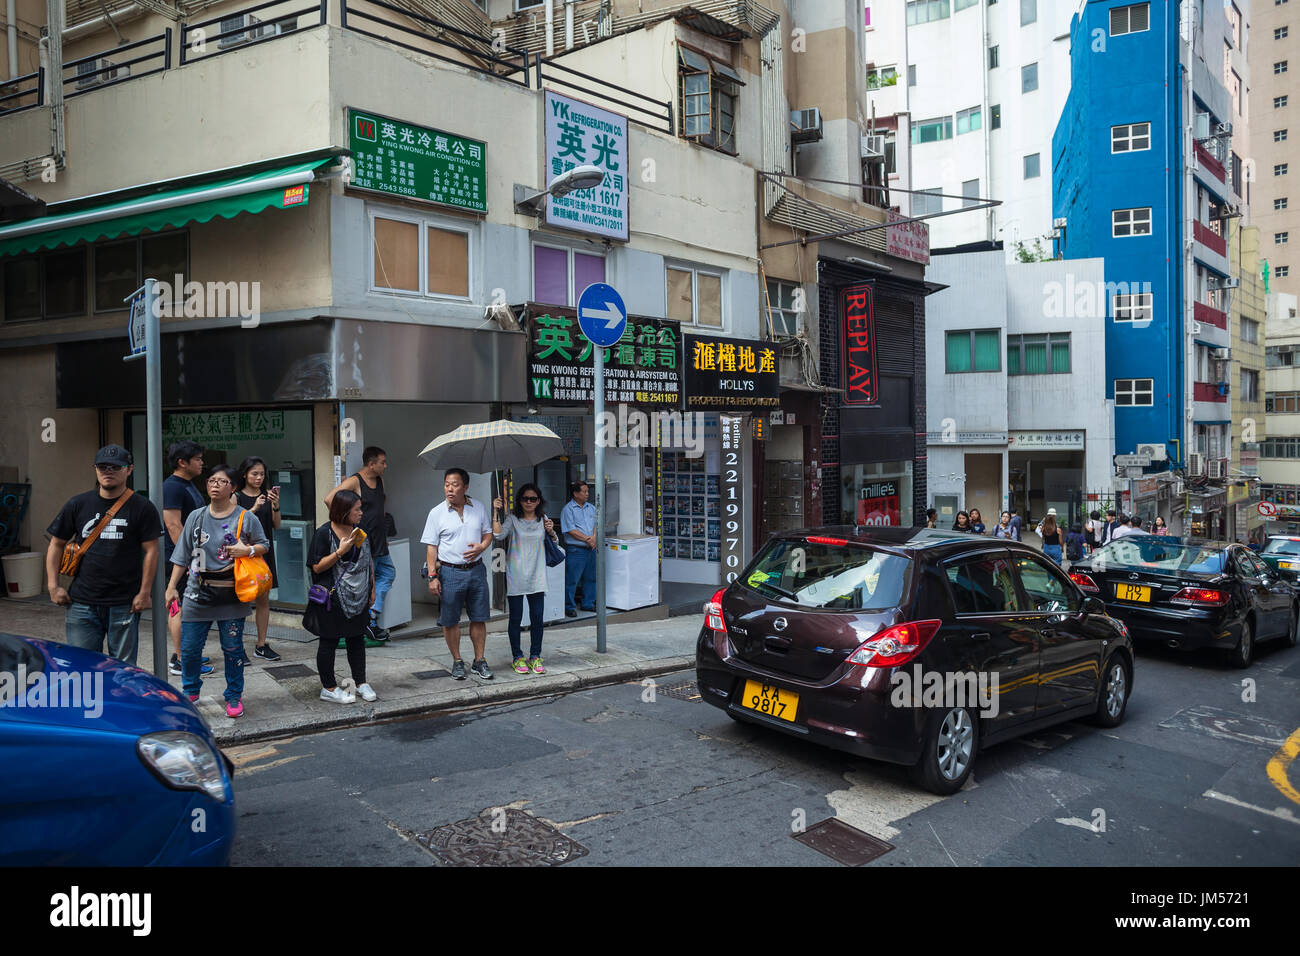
[544,535,566,568]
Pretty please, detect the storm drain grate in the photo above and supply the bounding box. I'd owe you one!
[793,818,894,866]
[417,809,589,866]
[412,669,452,680]
[656,679,701,701]
[264,664,315,681]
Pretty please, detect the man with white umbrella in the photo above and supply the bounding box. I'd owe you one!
[421,467,495,681]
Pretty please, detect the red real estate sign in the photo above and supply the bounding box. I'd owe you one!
[841,283,879,406]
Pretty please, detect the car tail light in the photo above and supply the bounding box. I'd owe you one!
[806,536,848,546]
[705,588,728,635]
[1069,572,1099,592]
[1170,587,1229,606]
[847,620,942,668]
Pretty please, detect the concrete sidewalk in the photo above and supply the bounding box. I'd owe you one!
[0,596,703,746]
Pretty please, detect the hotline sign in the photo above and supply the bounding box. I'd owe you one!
[857,481,899,526]
[841,283,878,406]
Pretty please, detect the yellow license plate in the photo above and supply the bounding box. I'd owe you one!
[741,681,799,722]
[1116,583,1151,603]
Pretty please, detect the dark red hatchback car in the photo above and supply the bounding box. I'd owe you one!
[696,527,1134,794]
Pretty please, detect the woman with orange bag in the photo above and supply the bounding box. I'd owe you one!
[165,464,270,719]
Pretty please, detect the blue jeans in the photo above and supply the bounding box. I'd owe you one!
[371,554,396,621]
[65,602,140,666]
[181,618,245,704]
[507,592,546,659]
[1043,544,1063,566]
[564,546,596,612]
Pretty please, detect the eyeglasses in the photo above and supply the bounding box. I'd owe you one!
[94,464,124,472]
[207,478,231,486]
[521,496,540,502]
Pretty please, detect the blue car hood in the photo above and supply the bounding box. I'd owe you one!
[0,635,210,739]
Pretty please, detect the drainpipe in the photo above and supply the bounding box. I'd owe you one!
[544,0,554,57]
[7,0,17,80]
[564,0,575,50]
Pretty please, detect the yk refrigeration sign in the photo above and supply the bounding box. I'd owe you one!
[840,283,879,406]
[544,91,629,241]
[526,304,680,405]
[348,108,487,214]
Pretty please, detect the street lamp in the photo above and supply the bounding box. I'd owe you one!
[514,164,605,215]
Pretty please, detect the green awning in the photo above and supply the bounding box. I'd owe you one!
[0,158,333,258]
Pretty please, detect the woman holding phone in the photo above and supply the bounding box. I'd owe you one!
[235,456,282,663]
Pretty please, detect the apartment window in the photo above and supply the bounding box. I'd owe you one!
[666,264,723,327]
[1277,26,1290,40]
[1262,439,1300,459]
[1229,70,1242,115]
[956,106,982,134]
[962,179,981,207]
[1242,369,1259,403]
[1278,198,1290,210]
[884,131,897,174]
[946,329,1000,373]
[1007,333,1070,374]
[1277,129,1291,142]
[1279,233,1292,245]
[1268,347,1296,367]
[1109,3,1150,35]
[908,64,917,86]
[1229,3,1242,46]
[1112,122,1151,152]
[1279,266,1293,277]
[1113,207,1153,237]
[1277,96,1290,109]
[955,0,978,9]
[533,244,605,306]
[1231,152,1244,194]
[679,46,741,153]
[1242,317,1259,343]
[1278,164,1291,176]
[1267,392,1300,411]
[866,65,898,89]
[1023,153,1041,179]
[1277,61,1290,75]
[766,279,802,336]
[1115,378,1154,406]
[1113,291,1154,321]
[912,116,954,143]
[1020,0,1036,26]
[1021,62,1038,93]
[906,0,951,25]
[914,188,943,216]
[371,212,471,299]
[989,45,999,68]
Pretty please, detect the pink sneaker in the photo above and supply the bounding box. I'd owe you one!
[188,694,199,703]
[225,700,244,719]
[528,656,546,674]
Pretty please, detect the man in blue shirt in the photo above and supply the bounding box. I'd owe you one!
[560,480,598,616]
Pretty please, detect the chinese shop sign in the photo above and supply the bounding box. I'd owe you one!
[526,304,680,405]
[683,334,780,409]
[162,410,286,453]
[544,91,628,241]
[840,283,879,406]
[348,108,487,213]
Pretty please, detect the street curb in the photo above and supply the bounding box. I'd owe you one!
[210,655,695,747]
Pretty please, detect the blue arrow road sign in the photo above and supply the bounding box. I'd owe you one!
[577,283,627,348]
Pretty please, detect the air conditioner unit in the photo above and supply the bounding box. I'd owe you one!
[1053,217,1068,229]
[1136,443,1168,461]
[1217,202,1242,219]
[790,107,824,144]
[861,134,886,159]
[1215,121,1233,137]
[75,57,128,90]
[1208,458,1228,479]
[1187,452,1205,477]
[1219,276,1240,289]
[1210,347,1231,360]
[219,13,278,48]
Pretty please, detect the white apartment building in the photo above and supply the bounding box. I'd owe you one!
[865,0,1073,253]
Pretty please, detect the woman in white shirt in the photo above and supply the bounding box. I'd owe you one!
[492,484,561,675]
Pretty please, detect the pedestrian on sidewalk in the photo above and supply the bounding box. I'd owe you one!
[163,441,212,678]
[492,484,561,676]
[561,480,598,616]
[969,508,987,535]
[165,464,269,719]
[1154,516,1169,536]
[1085,510,1104,552]
[1039,513,1064,566]
[993,511,1014,539]
[44,444,163,666]
[1007,509,1023,542]
[952,510,972,532]
[421,468,494,681]
[235,456,281,663]
[303,489,377,704]
[1066,524,1088,566]
[1101,509,1120,545]
[325,446,395,642]
[925,508,938,529]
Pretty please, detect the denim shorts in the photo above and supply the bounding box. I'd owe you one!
[439,563,490,626]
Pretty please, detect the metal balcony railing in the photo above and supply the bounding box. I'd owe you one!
[63,30,171,99]
[536,55,672,133]
[0,69,43,116]
[180,0,328,65]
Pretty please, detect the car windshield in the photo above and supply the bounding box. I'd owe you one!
[742,537,910,610]
[1091,538,1227,575]
[1263,538,1300,556]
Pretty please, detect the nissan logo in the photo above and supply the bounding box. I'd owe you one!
[773,617,788,632]
[1128,573,1139,581]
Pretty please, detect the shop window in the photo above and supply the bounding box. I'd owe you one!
[370,210,472,299]
[765,278,803,336]
[666,264,723,327]
[532,244,605,307]
[1007,333,1069,374]
[947,329,1000,372]
[1115,378,1154,406]
[678,45,741,154]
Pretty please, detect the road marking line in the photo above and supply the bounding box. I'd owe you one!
[1055,817,1101,833]
[1266,727,1300,808]
[1202,788,1300,826]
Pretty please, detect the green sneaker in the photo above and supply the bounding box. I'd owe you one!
[512,658,530,674]
[529,656,546,674]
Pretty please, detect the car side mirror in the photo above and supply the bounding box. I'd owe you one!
[1083,596,1105,616]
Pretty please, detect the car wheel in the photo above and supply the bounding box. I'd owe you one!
[1229,618,1254,669]
[1089,655,1130,728]
[909,706,978,796]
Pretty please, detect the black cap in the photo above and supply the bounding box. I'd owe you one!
[94,444,133,468]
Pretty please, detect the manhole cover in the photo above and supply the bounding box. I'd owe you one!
[412,669,451,680]
[418,809,589,866]
[793,818,894,866]
[656,680,701,701]
[264,664,315,680]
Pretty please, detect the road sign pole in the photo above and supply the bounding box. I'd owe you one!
[594,346,607,654]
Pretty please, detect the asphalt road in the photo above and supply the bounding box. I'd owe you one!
[227,637,1300,866]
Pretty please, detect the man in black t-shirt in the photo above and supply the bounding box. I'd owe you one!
[162,440,208,674]
[45,445,163,666]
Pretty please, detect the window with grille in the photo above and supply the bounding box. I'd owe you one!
[1278,163,1291,176]
[946,329,1000,372]
[1279,233,1292,245]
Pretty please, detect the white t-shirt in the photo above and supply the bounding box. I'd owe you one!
[420,497,492,565]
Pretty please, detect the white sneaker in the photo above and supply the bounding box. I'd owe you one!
[357,683,378,702]
[320,686,355,704]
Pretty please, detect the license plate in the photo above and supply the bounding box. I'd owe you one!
[1280,562,1295,570]
[740,680,799,722]
[1115,583,1151,602]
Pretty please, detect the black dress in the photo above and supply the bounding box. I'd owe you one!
[235,490,278,587]
[301,524,370,640]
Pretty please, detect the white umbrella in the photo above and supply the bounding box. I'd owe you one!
[418,420,564,473]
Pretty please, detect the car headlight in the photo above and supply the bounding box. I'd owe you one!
[137,732,230,803]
